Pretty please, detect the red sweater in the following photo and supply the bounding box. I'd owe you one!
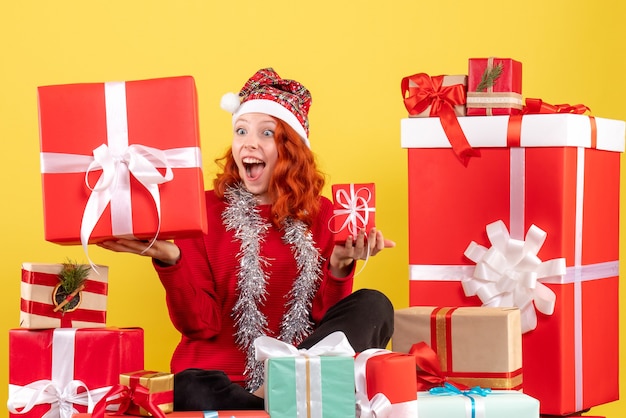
[154,190,354,385]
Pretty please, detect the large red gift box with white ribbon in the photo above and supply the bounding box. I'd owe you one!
[8,327,144,418]
[401,114,625,415]
[20,262,109,329]
[38,76,208,247]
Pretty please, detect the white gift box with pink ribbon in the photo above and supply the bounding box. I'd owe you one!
[401,113,625,415]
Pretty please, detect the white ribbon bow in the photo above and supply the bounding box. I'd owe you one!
[254,331,355,360]
[7,380,111,418]
[463,220,566,333]
[329,184,375,238]
[354,349,393,418]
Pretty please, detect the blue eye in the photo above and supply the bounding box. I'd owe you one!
[236,128,246,135]
[263,129,274,137]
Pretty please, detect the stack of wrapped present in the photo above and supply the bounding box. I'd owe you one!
[396,57,625,417]
[6,76,268,418]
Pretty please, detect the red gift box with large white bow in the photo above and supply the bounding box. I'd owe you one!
[8,327,144,418]
[401,113,625,415]
[38,76,208,248]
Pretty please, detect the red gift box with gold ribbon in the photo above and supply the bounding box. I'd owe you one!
[20,262,109,329]
[38,76,208,251]
[8,327,144,418]
[466,57,523,116]
[400,111,625,415]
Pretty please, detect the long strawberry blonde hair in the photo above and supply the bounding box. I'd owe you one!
[213,118,326,228]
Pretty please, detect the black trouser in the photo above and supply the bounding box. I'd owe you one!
[174,288,394,411]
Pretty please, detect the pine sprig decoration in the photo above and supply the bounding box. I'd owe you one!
[476,62,504,92]
[58,258,90,294]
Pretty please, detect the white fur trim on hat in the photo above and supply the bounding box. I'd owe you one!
[232,99,310,148]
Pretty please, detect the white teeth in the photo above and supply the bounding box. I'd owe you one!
[243,157,263,164]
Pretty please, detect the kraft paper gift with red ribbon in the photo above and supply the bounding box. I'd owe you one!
[466,57,523,116]
[392,306,523,391]
[73,412,270,418]
[330,183,376,244]
[354,349,418,418]
[38,76,208,255]
[254,331,356,418]
[401,73,478,166]
[91,370,173,418]
[417,383,540,418]
[7,327,144,418]
[400,112,625,415]
[402,73,468,118]
[20,262,108,329]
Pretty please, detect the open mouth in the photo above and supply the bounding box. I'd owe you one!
[243,157,265,181]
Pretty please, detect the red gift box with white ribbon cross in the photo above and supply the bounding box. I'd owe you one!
[38,76,208,253]
[8,327,144,418]
[401,113,625,415]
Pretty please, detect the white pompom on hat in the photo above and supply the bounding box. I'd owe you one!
[220,68,312,148]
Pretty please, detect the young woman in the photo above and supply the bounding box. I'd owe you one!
[99,68,395,410]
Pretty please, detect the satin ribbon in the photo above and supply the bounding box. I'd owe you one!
[39,81,203,266]
[506,98,596,148]
[91,381,168,418]
[429,382,491,418]
[522,98,590,115]
[255,331,355,418]
[401,73,479,166]
[329,184,375,239]
[462,220,566,333]
[408,341,469,391]
[6,329,111,418]
[254,331,355,360]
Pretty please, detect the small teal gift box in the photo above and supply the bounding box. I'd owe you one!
[254,331,356,418]
[418,383,540,418]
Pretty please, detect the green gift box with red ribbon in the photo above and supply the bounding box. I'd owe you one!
[400,110,625,415]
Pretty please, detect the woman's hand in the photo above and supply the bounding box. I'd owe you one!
[97,239,181,266]
[329,228,396,278]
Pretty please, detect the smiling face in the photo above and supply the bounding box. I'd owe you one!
[231,112,279,204]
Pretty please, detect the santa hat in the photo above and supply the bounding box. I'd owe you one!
[220,68,312,148]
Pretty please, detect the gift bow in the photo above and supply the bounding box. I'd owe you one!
[522,98,590,115]
[429,382,491,418]
[254,331,355,360]
[91,381,166,418]
[330,184,375,239]
[463,220,566,333]
[408,342,469,391]
[401,73,479,166]
[7,379,110,418]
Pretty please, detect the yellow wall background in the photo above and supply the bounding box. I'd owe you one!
[1,0,625,416]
